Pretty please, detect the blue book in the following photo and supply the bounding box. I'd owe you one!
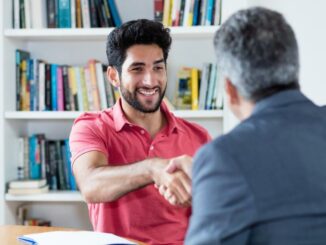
[58,0,71,28]
[108,0,122,27]
[51,64,58,111]
[29,135,41,179]
[192,0,200,26]
[205,0,215,26]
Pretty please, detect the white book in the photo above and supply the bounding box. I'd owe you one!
[30,0,47,28]
[18,231,135,245]
[13,0,20,29]
[81,0,91,28]
[74,66,84,111]
[71,0,76,28]
[24,0,31,29]
[38,62,46,111]
[9,179,47,189]
[17,137,25,180]
[95,62,107,110]
[8,185,49,195]
[182,0,192,26]
[198,63,210,110]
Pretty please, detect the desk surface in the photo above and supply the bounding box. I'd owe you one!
[0,225,146,245]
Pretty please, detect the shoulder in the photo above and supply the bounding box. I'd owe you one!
[71,109,115,136]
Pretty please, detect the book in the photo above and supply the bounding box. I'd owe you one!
[18,231,136,245]
[108,0,122,27]
[9,179,47,189]
[8,185,49,195]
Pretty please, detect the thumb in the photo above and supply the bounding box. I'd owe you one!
[165,160,179,174]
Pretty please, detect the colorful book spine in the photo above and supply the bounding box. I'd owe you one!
[58,0,71,28]
[108,0,122,27]
[57,65,65,111]
[51,64,58,111]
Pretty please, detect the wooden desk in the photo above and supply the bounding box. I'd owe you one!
[0,225,146,245]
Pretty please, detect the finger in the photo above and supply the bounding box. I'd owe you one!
[168,195,178,206]
[159,185,167,196]
[171,172,192,204]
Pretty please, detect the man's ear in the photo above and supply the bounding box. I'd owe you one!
[225,78,240,106]
[107,66,120,88]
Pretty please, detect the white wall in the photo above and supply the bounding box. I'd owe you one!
[247,0,326,105]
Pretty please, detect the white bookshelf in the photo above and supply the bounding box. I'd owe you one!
[0,0,244,230]
[4,26,218,41]
[5,191,83,202]
[4,110,223,120]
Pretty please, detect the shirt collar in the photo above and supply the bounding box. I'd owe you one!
[112,98,184,135]
[252,89,310,116]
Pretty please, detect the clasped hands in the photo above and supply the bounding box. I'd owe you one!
[153,155,192,207]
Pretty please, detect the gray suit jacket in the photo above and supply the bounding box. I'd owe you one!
[186,90,326,245]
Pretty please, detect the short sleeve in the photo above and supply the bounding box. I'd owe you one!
[69,114,109,165]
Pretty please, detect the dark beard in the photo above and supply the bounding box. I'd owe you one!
[120,85,166,113]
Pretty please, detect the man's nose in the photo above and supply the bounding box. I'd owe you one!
[142,71,154,85]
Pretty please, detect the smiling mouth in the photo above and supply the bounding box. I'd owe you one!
[137,87,159,96]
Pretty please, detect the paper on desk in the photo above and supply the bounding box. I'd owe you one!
[18,231,136,245]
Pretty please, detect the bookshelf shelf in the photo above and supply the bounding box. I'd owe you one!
[5,191,83,202]
[4,26,219,41]
[4,110,223,120]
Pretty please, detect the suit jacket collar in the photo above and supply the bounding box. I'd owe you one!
[252,89,310,116]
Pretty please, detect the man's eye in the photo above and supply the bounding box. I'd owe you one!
[154,66,164,71]
[132,67,143,72]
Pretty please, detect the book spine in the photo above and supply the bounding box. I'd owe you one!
[62,65,71,111]
[74,66,84,111]
[154,0,164,22]
[88,60,101,111]
[95,62,108,109]
[191,68,199,110]
[80,0,91,28]
[46,0,57,28]
[45,63,52,110]
[58,0,71,28]
[70,0,76,28]
[51,64,58,111]
[108,0,121,27]
[84,67,94,111]
[80,67,89,111]
[57,65,65,111]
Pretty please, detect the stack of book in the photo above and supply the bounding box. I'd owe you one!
[8,179,49,195]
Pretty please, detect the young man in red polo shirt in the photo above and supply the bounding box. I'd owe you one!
[69,19,210,244]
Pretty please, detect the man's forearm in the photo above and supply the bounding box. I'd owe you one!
[81,158,167,203]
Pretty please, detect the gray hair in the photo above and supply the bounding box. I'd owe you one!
[214,7,300,101]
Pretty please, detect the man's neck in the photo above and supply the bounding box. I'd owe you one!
[121,101,167,138]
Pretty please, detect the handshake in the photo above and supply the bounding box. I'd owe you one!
[152,155,193,207]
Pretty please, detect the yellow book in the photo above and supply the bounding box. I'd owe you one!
[163,0,172,26]
[80,67,89,111]
[88,60,101,111]
[191,68,199,110]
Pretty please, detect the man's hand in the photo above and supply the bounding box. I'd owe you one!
[152,157,192,206]
[153,155,193,206]
[166,155,193,178]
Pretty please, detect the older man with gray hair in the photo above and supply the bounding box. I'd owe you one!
[166,6,326,245]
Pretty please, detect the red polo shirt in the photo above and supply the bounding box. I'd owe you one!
[69,99,211,244]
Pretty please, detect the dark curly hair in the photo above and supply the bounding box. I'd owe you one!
[106,19,172,75]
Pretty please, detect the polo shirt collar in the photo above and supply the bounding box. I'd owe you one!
[112,99,184,135]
